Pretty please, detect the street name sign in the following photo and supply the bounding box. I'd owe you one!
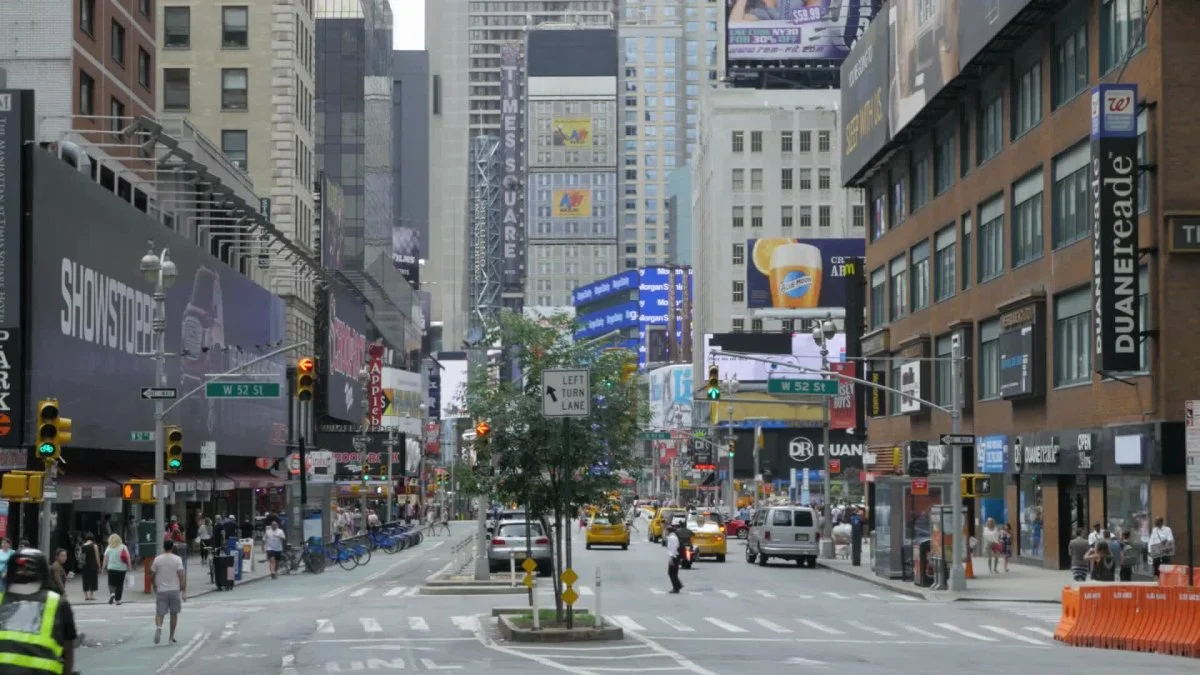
[130,431,155,442]
[767,379,838,395]
[140,387,178,400]
[641,431,670,440]
[204,382,282,399]
[541,369,590,417]
[940,434,976,446]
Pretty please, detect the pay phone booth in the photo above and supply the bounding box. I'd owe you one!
[869,475,977,585]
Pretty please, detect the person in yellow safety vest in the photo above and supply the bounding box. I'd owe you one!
[0,548,77,674]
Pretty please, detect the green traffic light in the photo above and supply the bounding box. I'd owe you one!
[168,459,182,470]
[706,387,721,400]
[37,443,55,457]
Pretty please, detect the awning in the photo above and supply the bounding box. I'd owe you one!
[51,474,120,502]
[222,472,286,489]
[168,474,220,493]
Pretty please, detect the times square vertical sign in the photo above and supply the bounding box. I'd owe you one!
[0,91,29,448]
[1090,84,1141,373]
[499,43,526,293]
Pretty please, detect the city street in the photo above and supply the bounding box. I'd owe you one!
[75,519,1198,674]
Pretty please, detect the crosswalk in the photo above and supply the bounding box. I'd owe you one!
[645,588,922,602]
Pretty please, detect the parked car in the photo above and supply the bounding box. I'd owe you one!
[744,505,819,567]
[487,520,552,576]
[487,509,526,535]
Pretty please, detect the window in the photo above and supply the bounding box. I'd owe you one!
[78,70,95,116]
[1137,265,1150,371]
[221,68,248,109]
[109,97,125,133]
[781,205,794,228]
[750,131,762,152]
[799,206,812,228]
[1054,287,1092,386]
[1053,7,1089,108]
[818,205,831,228]
[871,192,886,241]
[732,318,745,332]
[137,48,152,90]
[751,206,763,228]
[164,6,190,48]
[798,131,812,152]
[934,226,956,302]
[111,19,126,66]
[163,68,189,110]
[890,174,906,225]
[781,130,793,153]
[732,206,744,228]
[731,131,744,152]
[818,169,831,190]
[934,128,954,194]
[221,130,248,170]
[799,169,812,190]
[222,6,249,48]
[889,255,907,321]
[751,169,763,191]
[889,359,902,415]
[80,0,95,35]
[977,197,1004,283]
[818,130,831,152]
[870,267,886,329]
[1052,143,1090,247]
[911,154,930,209]
[781,168,793,190]
[977,94,1003,163]
[961,213,972,290]
[959,101,972,177]
[1018,477,1044,559]
[732,281,745,303]
[1012,58,1042,137]
[782,319,795,333]
[1105,475,1152,575]
[1101,0,1146,74]
[852,204,865,229]
[1011,169,1044,266]
[910,241,930,312]
[751,319,763,333]
[732,169,744,190]
[935,335,953,407]
[1137,109,1149,213]
[978,318,1000,399]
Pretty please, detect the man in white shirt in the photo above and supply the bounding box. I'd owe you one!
[264,522,286,579]
[1149,517,1175,577]
[150,540,186,645]
[665,524,683,594]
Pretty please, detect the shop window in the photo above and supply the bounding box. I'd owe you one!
[1105,475,1152,576]
[1018,476,1045,560]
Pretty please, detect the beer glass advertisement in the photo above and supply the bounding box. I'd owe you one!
[726,0,879,62]
[552,118,591,147]
[552,189,591,218]
[745,238,865,309]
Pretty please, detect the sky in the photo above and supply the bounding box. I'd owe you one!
[389,0,426,50]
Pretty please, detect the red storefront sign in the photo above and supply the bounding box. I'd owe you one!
[829,362,857,430]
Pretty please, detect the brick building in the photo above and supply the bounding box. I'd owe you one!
[841,0,1198,573]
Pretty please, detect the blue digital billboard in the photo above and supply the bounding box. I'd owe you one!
[575,267,693,367]
[575,301,639,339]
[572,270,637,306]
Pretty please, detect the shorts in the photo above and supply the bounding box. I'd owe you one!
[267,550,283,560]
[156,590,182,616]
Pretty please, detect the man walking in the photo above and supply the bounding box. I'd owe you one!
[264,520,286,579]
[665,523,683,594]
[151,540,186,645]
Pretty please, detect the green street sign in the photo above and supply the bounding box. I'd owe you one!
[204,382,282,399]
[130,431,155,442]
[641,431,670,440]
[767,378,838,395]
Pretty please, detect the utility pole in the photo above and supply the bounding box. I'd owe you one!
[814,318,837,559]
[948,334,966,591]
[386,427,396,522]
[140,244,177,554]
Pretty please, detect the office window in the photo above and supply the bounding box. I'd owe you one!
[959,101,972,177]
[935,335,953,407]
[890,175,906,225]
[781,168,793,190]
[934,128,954,194]
[798,131,811,152]
[1011,169,1045,266]
[870,267,886,329]
[221,68,248,110]
[732,318,745,332]
[1137,109,1149,213]
[78,70,95,116]
[751,319,763,333]
[1053,7,1089,108]
[1052,143,1090,247]
[111,20,126,66]
[751,169,763,191]
[977,94,1003,163]
[961,213,973,290]
[732,206,744,228]
[816,169,829,190]
[1012,58,1042,137]
[139,0,150,16]
[80,0,95,35]
[732,281,745,303]
[732,169,744,190]
[222,7,249,48]
[934,225,956,302]
[818,205,831,228]
[163,68,189,110]
[781,130,793,153]
[889,359,903,415]
[911,154,930,209]
[818,130,831,153]
[732,130,744,152]
[781,205,794,228]
[1101,0,1146,74]
[222,130,248,170]
[1054,287,1092,386]
[137,48,152,90]
[978,319,1000,399]
[1137,265,1150,371]
[852,205,865,230]
[871,192,886,241]
[799,169,812,190]
[108,97,125,133]
[164,6,190,48]
[751,206,763,228]
[750,131,762,152]
[910,241,930,312]
[889,254,907,321]
[732,243,745,265]
[977,197,1004,282]
[799,205,812,228]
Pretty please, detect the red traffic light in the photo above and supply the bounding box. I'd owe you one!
[475,421,491,437]
[298,357,315,373]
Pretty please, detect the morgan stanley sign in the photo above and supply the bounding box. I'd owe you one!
[1090,84,1141,373]
[499,43,526,294]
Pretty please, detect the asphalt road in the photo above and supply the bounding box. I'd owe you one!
[73,518,1199,674]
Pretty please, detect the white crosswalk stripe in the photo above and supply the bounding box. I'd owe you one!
[360,618,383,633]
[1025,626,1056,639]
[316,619,335,634]
[845,620,895,637]
[980,625,1047,646]
[935,623,997,642]
[408,617,430,631]
[649,588,666,595]
[824,592,848,600]
[753,618,792,634]
[755,590,776,598]
[716,590,738,598]
[607,615,646,632]
[704,617,747,633]
[799,619,844,635]
[858,593,880,599]
[657,616,695,632]
[902,625,946,639]
[891,593,922,602]
[452,616,481,632]
[402,586,419,597]
[350,587,372,598]
[384,586,408,597]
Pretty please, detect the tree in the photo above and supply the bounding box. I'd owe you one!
[459,310,646,622]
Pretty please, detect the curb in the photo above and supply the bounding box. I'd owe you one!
[420,584,526,596]
[492,606,589,617]
[815,561,927,600]
[951,597,1062,604]
[496,614,623,643]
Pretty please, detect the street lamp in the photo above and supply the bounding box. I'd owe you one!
[812,317,837,560]
[141,242,177,552]
[358,364,371,529]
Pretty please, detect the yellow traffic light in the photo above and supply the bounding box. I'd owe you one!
[122,480,156,502]
[36,399,71,463]
[165,425,184,473]
[621,362,637,383]
[475,420,491,438]
[296,357,316,401]
[1,471,45,502]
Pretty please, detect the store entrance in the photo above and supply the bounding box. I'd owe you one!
[1058,477,1089,568]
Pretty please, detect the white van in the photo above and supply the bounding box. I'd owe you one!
[744,505,819,568]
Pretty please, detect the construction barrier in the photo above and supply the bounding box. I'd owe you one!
[1157,565,1200,587]
[1055,582,1200,657]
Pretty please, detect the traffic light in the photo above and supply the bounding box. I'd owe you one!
[121,479,155,503]
[475,420,491,439]
[621,363,637,383]
[164,425,184,472]
[296,357,316,401]
[728,439,735,458]
[36,399,71,463]
[906,441,929,478]
[1,471,45,502]
[707,366,720,400]
[361,462,370,484]
[962,474,992,498]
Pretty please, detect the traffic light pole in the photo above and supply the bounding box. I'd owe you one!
[38,464,54,555]
[153,285,168,556]
[948,335,966,592]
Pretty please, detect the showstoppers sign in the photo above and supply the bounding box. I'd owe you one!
[1090,83,1141,372]
[327,285,368,422]
[829,362,856,430]
[367,343,385,427]
[0,90,29,445]
[499,43,525,293]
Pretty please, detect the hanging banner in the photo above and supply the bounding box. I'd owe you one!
[367,343,385,427]
[0,90,29,446]
[391,225,420,287]
[499,43,526,293]
[829,362,857,430]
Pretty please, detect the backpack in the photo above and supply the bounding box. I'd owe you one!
[1120,543,1140,568]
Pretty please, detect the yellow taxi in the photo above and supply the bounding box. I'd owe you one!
[687,511,727,562]
[585,513,629,550]
[649,507,685,543]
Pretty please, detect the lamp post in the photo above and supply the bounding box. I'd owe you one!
[812,317,837,560]
[139,242,178,552]
[358,365,371,531]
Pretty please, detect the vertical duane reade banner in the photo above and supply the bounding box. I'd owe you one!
[840,10,890,184]
[0,90,29,447]
[1090,84,1140,372]
[499,43,526,293]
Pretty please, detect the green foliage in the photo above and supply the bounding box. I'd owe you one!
[459,310,646,520]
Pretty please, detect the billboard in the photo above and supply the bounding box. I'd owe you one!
[829,361,856,430]
[575,301,639,340]
[745,238,865,309]
[958,1,1033,69]
[726,0,878,62]
[391,225,420,287]
[320,175,345,271]
[636,266,673,324]
[499,43,526,293]
[648,364,693,431]
[552,117,591,147]
[572,270,636,306]
[704,332,846,382]
[552,189,590,218]
[0,90,30,447]
[888,0,960,137]
[326,284,369,422]
[840,8,891,184]
[1091,83,1141,372]
[29,152,287,456]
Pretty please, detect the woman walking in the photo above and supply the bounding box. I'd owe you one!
[104,533,132,605]
[197,518,213,567]
[80,533,101,601]
[981,518,1001,573]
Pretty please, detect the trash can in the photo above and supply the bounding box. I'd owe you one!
[915,539,933,588]
[211,554,235,591]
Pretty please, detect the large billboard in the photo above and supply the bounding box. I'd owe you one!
[745,238,864,309]
[499,43,526,293]
[320,175,345,271]
[325,283,369,422]
[552,189,590,218]
[888,0,960,137]
[391,225,420,287]
[0,90,30,447]
[552,118,591,147]
[648,364,693,431]
[1091,83,1141,372]
[958,1,1034,69]
[572,270,636,306]
[704,332,846,382]
[726,0,878,62]
[29,152,287,456]
[840,8,891,184]
[575,302,639,340]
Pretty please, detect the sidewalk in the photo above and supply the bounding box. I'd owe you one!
[61,551,273,605]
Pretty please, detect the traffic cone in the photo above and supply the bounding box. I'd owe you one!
[965,553,975,579]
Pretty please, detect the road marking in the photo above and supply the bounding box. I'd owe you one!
[934,623,997,642]
[403,586,420,597]
[755,590,776,598]
[220,621,238,640]
[1025,626,1056,638]
[716,590,737,598]
[385,586,408,597]
[420,657,463,670]
[845,620,895,637]
[319,584,353,600]
[157,631,209,674]
[704,617,747,633]
[409,616,430,631]
[350,587,372,598]
[649,588,666,595]
[360,618,384,633]
[657,615,695,632]
[451,616,481,632]
[798,619,844,635]
[787,657,829,666]
[980,625,1047,646]
[578,585,594,596]
[890,594,921,602]
[901,625,945,639]
[752,618,792,634]
[858,593,880,599]
[316,619,335,634]
[792,594,814,600]
[608,615,646,631]
[824,592,848,600]
[280,654,297,675]
[623,629,722,675]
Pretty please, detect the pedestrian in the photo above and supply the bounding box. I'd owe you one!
[264,520,286,579]
[1087,522,1103,547]
[1118,531,1139,581]
[1000,523,1013,572]
[1148,516,1175,577]
[103,533,132,605]
[80,533,101,601]
[982,518,1001,573]
[1086,540,1115,581]
[49,548,69,597]
[197,518,212,567]
[1068,529,1090,582]
[0,548,78,674]
[665,523,683,594]
[150,540,186,645]
[0,538,13,592]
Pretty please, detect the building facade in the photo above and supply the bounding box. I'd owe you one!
[572,267,694,369]
[665,165,693,265]
[845,0,1197,572]
[392,50,431,247]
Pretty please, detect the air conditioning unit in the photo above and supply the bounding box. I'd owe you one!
[231,159,247,171]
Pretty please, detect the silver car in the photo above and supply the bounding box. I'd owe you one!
[745,506,819,568]
[487,519,552,576]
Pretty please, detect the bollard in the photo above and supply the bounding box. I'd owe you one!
[595,568,602,630]
[509,551,516,587]
[531,577,540,631]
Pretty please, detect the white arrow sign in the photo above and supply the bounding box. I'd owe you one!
[940,434,976,446]
[141,387,178,400]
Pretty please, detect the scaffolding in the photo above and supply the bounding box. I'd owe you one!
[467,135,503,339]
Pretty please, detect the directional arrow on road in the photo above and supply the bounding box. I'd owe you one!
[141,387,178,400]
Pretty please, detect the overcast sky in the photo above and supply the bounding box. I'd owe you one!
[390,0,425,50]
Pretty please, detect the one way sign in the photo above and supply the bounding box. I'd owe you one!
[141,387,178,400]
[940,434,975,446]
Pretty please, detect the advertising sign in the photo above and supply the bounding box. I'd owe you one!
[425,359,441,420]
[572,270,636,306]
[745,238,864,309]
[999,326,1036,399]
[781,433,865,471]
[637,266,673,324]
[958,1,1033,69]
[366,343,384,427]
[319,175,345,271]
[704,332,846,382]
[552,189,590,218]
[829,362,856,430]
[1090,83,1141,372]
[0,90,29,445]
[726,0,878,62]
[866,369,887,417]
[979,435,1008,474]
[898,360,921,414]
[575,301,639,340]
[552,117,591,147]
[839,3,890,184]
[391,225,420,287]
[648,364,693,431]
[1169,216,1200,252]
[29,152,287,456]
[326,284,369,422]
[888,0,961,138]
[499,43,526,293]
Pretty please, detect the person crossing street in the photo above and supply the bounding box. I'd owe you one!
[665,524,683,594]
[150,540,186,645]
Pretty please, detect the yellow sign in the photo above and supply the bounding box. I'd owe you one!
[560,568,578,586]
[522,558,538,573]
[552,117,592,147]
[523,573,534,588]
[552,189,591,218]
[561,587,579,606]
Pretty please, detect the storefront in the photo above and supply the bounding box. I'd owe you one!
[729,427,867,501]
